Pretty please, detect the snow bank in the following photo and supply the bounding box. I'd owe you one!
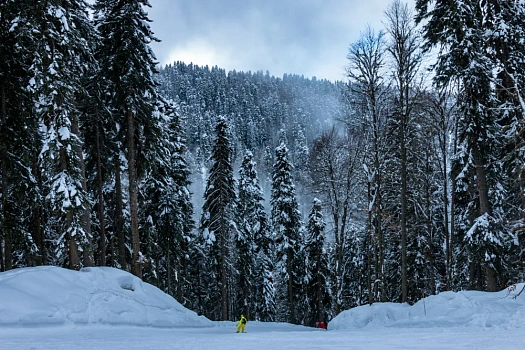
[329,284,525,330]
[0,266,213,328]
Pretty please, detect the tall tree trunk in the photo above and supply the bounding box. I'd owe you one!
[95,123,106,266]
[115,167,126,269]
[426,149,436,294]
[60,145,80,270]
[317,261,324,323]
[471,141,497,291]
[287,246,295,324]
[72,113,93,267]
[1,82,12,271]
[400,115,408,302]
[220,222,228,320]
[367,180,373,305]
[126,108,141,279]
[442,133,451,287]
[32,151,45,266]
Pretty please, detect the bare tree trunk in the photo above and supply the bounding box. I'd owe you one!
[287,246,295,324]
[220,219,229,320]
[1,82,12,271]
[115,167,126,269]
[443,133,451,287]
[471,142,497,291]
[317,265,324,323]
[126,108,141,279]
[367,181,374,305]
[400,117,408,302]
[68,212,81,270]
[72,113,93,267]
[95,123,106,266]
[426,149,436,294]
[32,151,45,266]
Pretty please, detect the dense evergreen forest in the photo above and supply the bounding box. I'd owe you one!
[1,0,525,325]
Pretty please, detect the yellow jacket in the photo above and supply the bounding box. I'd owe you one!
[237,315,247,325]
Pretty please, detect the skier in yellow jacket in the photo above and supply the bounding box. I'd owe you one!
[236,314,247,333]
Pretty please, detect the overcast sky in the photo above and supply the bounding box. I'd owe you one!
[146,0,416,82]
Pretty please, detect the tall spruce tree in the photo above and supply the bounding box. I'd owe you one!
[0,0,42,269]
[271,142,303,324]
[236,150,274,321]
[27,0,95,269]
[95,0,162,278]
[199,116,237,320]
[416,0,511,291]
[304,198,331,326]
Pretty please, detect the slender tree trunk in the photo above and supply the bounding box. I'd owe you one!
[167,235,171,296]
[367,180,373,305]
[287,246,295,324]
[450,118,459,289]
[471,141,497,291]
[317,261,324,323]
[426,149,436,294]
[72,113,93,267]
[95,123,106,266]
[68,210,81,270]
[1,82,12,271]
[32,151,45,266]
[220,220,228,320]
[442,132,451,287]
[126,108,141,279]
[60,144,80,270]
[115,166,126,269]
[400,114,408,302]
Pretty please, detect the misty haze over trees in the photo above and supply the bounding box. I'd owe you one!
[1,0,525,326]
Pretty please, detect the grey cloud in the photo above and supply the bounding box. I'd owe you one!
[147,0,415,81]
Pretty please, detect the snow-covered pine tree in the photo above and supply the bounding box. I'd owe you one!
[165,102,195,305]
[94,0,162,279]
[0,0,42,268]
[304,198,331,327]
[235,150,258,320]
[271,142,303,324]
[199,116,237,321]
[236,150,275,321]
[483,1,525,280]
[416,0,511,291]
[137,100,194,303]
[27,0,95,269]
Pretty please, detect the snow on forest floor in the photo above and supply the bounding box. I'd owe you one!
[1,266,524,349]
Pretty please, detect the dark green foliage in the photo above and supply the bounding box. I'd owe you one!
[304,199,331,326]
[271,142,304,324]
[199,116,237,320]
[236,150,275,321]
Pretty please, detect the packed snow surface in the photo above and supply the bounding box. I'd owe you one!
[0,266,524,349]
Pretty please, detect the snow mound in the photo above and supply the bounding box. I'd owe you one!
[329,284,525,331]
[0,266,213,328]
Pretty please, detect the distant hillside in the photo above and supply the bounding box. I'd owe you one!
[158,62,345,170]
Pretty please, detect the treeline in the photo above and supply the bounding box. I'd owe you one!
[2,0,525,328]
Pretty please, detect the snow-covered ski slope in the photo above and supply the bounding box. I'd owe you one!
[0,266,523,349]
